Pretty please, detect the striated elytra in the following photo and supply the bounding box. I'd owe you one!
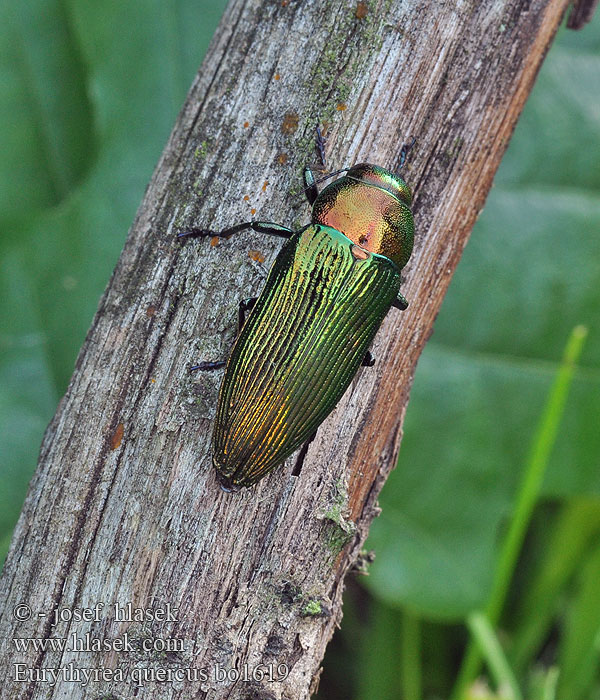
[180,162,414,491]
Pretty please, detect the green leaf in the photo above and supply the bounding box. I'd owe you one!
[495,49,600,191]
[0,249,57,561]
[0,0,94,224]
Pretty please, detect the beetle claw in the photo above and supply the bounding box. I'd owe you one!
[190,360,226,371]
[177,228,214,239]
[218,473,241,493]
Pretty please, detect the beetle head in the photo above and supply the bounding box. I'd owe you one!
[311,163,414,270]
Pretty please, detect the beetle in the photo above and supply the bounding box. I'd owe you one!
[180,159,414,491]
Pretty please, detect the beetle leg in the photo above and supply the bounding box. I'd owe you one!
[191,297,258,373]
[251,222,294,237]
[362,350,375,367]
[303,166,319,206]
[238,297,257,331]
[178,221,293,240]
[292,431,318,477]
[399,137,416,170]
[315,124,327,168]
[393,292,409,311]
[190,360,226,372]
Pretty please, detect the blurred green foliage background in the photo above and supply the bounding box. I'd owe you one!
[1,1,599,698]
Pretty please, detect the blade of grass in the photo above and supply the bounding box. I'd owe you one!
[451,325,588,700]
[355,600,403,700]
[467,611,522,700]
[509,499,600,674]
[402,609,422,700]
[556,545,600,699]
[541,667,559,700]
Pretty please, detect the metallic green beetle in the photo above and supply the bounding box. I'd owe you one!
[181,162,414,491]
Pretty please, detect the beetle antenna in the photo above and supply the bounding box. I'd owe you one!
[309,168,351,187]
[297,167,351,200]
[398,137,416,171]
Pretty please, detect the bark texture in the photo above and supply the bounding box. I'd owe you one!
[0,1,579,698]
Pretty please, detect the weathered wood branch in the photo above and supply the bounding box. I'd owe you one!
[0,1,583,698]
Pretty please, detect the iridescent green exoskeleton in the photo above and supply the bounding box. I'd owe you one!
[180,162,414,490]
